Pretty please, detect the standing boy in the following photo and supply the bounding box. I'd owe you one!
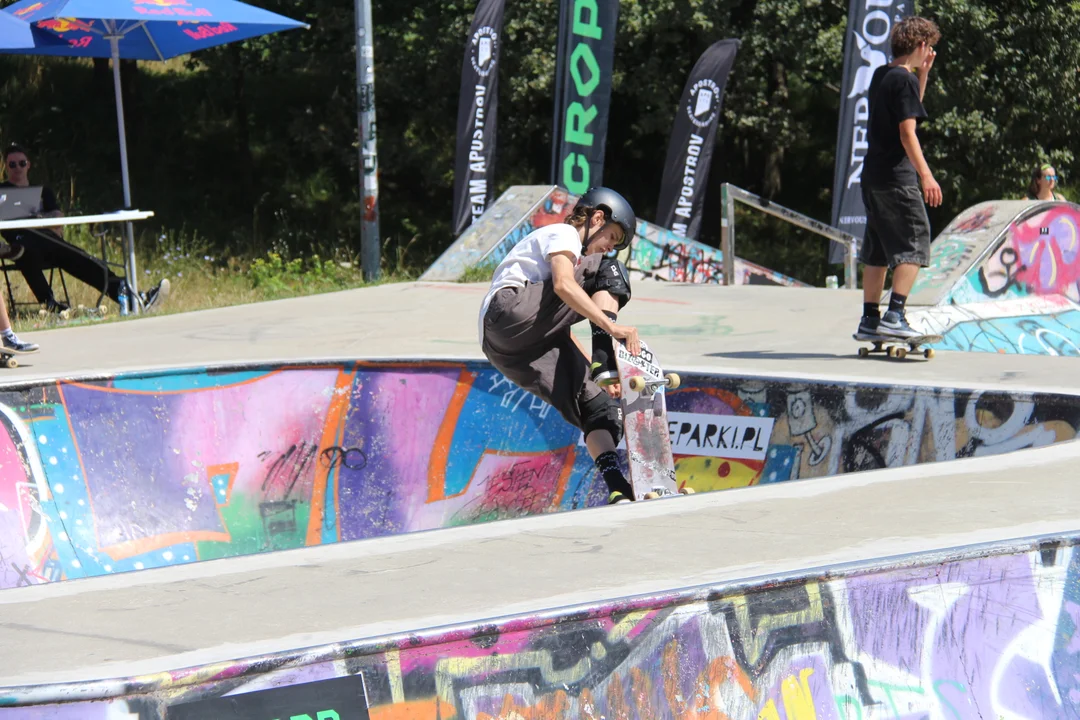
[856,17,943,340]
[479,187,641,504]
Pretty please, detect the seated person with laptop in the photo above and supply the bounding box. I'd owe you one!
[0,143,168,314]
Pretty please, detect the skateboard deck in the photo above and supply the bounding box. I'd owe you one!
[614,338,691,500]
[40,304,109,322]
[853,333,943,360]
[0,345,37,369]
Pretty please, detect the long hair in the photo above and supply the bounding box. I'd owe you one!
[1028,163,1055,199]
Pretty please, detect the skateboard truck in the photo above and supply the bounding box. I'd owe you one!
[642,485,696,500]
[854,334,942,360]
[626,373,681,396]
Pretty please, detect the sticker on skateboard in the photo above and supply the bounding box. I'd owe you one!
[853,333,943,360]
[614,338,694,501]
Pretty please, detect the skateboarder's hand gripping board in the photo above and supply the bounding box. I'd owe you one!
[551,252,641,356]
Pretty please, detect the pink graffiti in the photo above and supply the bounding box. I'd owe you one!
[1011,207,1080,299]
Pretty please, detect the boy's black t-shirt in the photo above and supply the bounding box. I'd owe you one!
[863,64,927,187]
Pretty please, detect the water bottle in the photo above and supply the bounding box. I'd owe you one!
[118,280,129,316]
[825,275,839,289]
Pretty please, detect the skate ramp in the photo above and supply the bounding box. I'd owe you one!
[2,445,1080,718]
[908,199,1080,354]
[0,361,1077,589]
[421,185,806,287]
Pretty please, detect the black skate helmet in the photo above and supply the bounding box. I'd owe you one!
[578,186,636,251]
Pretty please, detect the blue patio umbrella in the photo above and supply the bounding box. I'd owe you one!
[0,0,307,304]
[0,7,63,48]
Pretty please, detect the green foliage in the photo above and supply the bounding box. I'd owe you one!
[459,262,497,283]
[0,0,1075,287]
[249,251,356,296]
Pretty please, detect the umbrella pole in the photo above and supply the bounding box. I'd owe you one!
[110,35,140,312]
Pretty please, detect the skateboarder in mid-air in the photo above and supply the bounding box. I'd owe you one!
[856,16,942,341]
[479,187,641,504]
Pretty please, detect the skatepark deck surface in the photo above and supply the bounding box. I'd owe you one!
[7,281,1072,393]
[2,281,1078,717]
[2,437,1077,687]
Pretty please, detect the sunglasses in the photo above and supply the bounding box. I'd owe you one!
[1045,175,1058,182]
[6,160,27,169]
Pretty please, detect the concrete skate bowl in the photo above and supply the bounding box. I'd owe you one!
[1,359,1078,590]
[420,185,807,287]
[3,531,1080,718]
[908,199,1080,355]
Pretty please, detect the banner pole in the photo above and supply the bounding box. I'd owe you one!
[721,183,735,286]
[550,0,569,185]
[355,0,381,281]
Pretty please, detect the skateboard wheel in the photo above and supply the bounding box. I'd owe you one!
[643,491,660,500]
[679,487,696,495]
[59,309,71,320]
[894,347,907,359]
[98,305,109,316]
[666,373,681,390]
[924,348,935,359]
[858,347,870,358]
[5,357,17,369]
[627,376,646,393]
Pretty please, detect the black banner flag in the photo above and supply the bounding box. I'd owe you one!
[829,0,913,262]
[452,0,507,236]
[551,0,619,195]
[655,39,740,240]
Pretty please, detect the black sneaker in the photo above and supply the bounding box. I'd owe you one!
[878,310,922,339]
[0,243,24,261]
[141,278,170,312]
[44,299,70,315]
[855,315,881,340]
[3,333,38,353]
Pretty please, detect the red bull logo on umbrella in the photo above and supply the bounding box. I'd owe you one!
[38,17,95,34]
[181,21,238,41]
[13,3,45,19]
[132,0,213,18]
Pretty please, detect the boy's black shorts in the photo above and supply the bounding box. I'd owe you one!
[859,183,931,268]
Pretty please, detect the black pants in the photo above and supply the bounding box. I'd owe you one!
[2,229,122,305]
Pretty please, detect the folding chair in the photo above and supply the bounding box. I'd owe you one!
[0,256,71,317]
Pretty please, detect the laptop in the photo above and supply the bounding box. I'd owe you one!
[0,186,44,221]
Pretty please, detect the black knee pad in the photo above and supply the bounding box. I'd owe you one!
[580,390,624,445]
[583,257,631,309]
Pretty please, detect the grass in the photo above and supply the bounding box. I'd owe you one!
[458,262,496,284]
[4,226,415,333]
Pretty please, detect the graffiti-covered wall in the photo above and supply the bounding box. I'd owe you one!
[0,362,1076,589]
[422,185,804,287]
[5,536,1080,719]
[421,186,575,282]
[952,204,1080,304]
[909,200,1080,355]
[625,220,806,287]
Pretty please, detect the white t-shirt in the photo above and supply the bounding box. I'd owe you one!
[478,223,582,342]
